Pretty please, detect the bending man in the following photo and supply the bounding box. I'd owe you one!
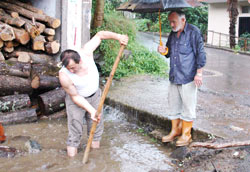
[59,31,128,157]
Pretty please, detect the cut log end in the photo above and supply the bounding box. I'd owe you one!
[47,18,61,29]
[32,35,45,51]
[0,23,15,41]
[13,28,30,45]
[44,28,55,36]
[31,76,39,89]
[17,52,30,63]
[4,46,14,53]
[45,40,60,54]
[45,35,54,42]
[4,41,14,48]
[10,12,19,18]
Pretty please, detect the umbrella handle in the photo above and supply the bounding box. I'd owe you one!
[160,44,169,56]
[159,10,168,56]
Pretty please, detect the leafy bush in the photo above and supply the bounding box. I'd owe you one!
[184,5,208,34]
[136,5,208,34]
[239,32,250,51]
[136,12,171,33]
[134,19,152,32]
[92,13,168,79]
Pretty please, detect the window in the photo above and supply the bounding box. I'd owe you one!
[242,6,250,13]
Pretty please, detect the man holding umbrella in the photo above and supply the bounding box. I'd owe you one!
[117,0,205,146]
[158,10,206,146]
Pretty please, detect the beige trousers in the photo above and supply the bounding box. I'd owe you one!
[168,81,197,121]
[65,88,104,148]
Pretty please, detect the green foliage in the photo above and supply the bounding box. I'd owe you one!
[183,5,208,34]
[92,0,125,14]
[136,12,171,33]
[238,32,250,51]
[136,128,144,133]
[136,5,208,34]
[104,0,123,13]
[151,138,157,143]
[232,45,241,53]
[134,19,152,32]
[91,13,168,79]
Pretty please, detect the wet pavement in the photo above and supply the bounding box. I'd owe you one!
[1,32,250,172]
[0,106,174,172]
[107,32,250,141]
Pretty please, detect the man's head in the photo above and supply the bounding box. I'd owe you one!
[168,10,186,32]
[60,49,81,73]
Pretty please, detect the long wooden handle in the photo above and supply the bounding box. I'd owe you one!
[82,45,125,164]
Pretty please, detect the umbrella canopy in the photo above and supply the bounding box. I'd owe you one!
[117,0,202,13]
[116,0,202,55]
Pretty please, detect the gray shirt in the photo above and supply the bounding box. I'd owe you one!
[166,22,206,84]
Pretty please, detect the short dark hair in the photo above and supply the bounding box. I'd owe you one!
[60,49,81,67]
[169,10,186,18]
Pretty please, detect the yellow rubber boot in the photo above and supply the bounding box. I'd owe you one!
[0,123,6,143]
[162,119,182,143]
[176,121,193,146]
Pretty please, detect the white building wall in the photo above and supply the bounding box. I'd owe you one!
[66,0,83,50]
[207,1,250,47]
[207,3,230,47]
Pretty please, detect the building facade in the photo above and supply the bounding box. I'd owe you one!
[202,0,250,47]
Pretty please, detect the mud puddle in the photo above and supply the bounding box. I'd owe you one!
[0,106,173,172]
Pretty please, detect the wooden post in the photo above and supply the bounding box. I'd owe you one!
[211,31,214,46]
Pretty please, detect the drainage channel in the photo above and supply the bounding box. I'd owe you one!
[0,106,174,172]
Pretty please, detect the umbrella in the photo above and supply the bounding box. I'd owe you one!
[116,0,201,13]
[117,0,202,55]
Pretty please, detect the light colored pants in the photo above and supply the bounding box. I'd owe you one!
[168,81,197,121]
[65,88,104,148]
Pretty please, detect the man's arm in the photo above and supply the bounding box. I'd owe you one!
[82,31,128,56]
[59,72,98,121]
[193,31,206,87]
[194,31,206,70]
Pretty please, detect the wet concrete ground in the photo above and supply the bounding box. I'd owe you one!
[1,32,250,172]
[107,32,250,141]
[0,106,174,172]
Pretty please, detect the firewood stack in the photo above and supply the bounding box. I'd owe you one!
[0,0,66,125]
[0,0,61,59]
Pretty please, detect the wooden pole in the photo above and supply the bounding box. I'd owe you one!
[82,45,125,164]
[191,140,250,149]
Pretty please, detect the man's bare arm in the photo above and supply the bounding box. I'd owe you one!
[82,31,128,56]
[59,72,97,121]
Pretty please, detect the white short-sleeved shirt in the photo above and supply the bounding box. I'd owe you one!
[60,51,99,97]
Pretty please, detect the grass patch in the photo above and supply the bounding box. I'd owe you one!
[92,13,168,80]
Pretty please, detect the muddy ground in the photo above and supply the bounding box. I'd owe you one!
[137,124,250,172]
[1,105,250,172]
[171,145,250,172]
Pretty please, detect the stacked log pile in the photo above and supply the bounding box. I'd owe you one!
[0,0,65,125]
[0,0,61,59]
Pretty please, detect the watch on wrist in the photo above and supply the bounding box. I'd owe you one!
[196,73,202,77]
